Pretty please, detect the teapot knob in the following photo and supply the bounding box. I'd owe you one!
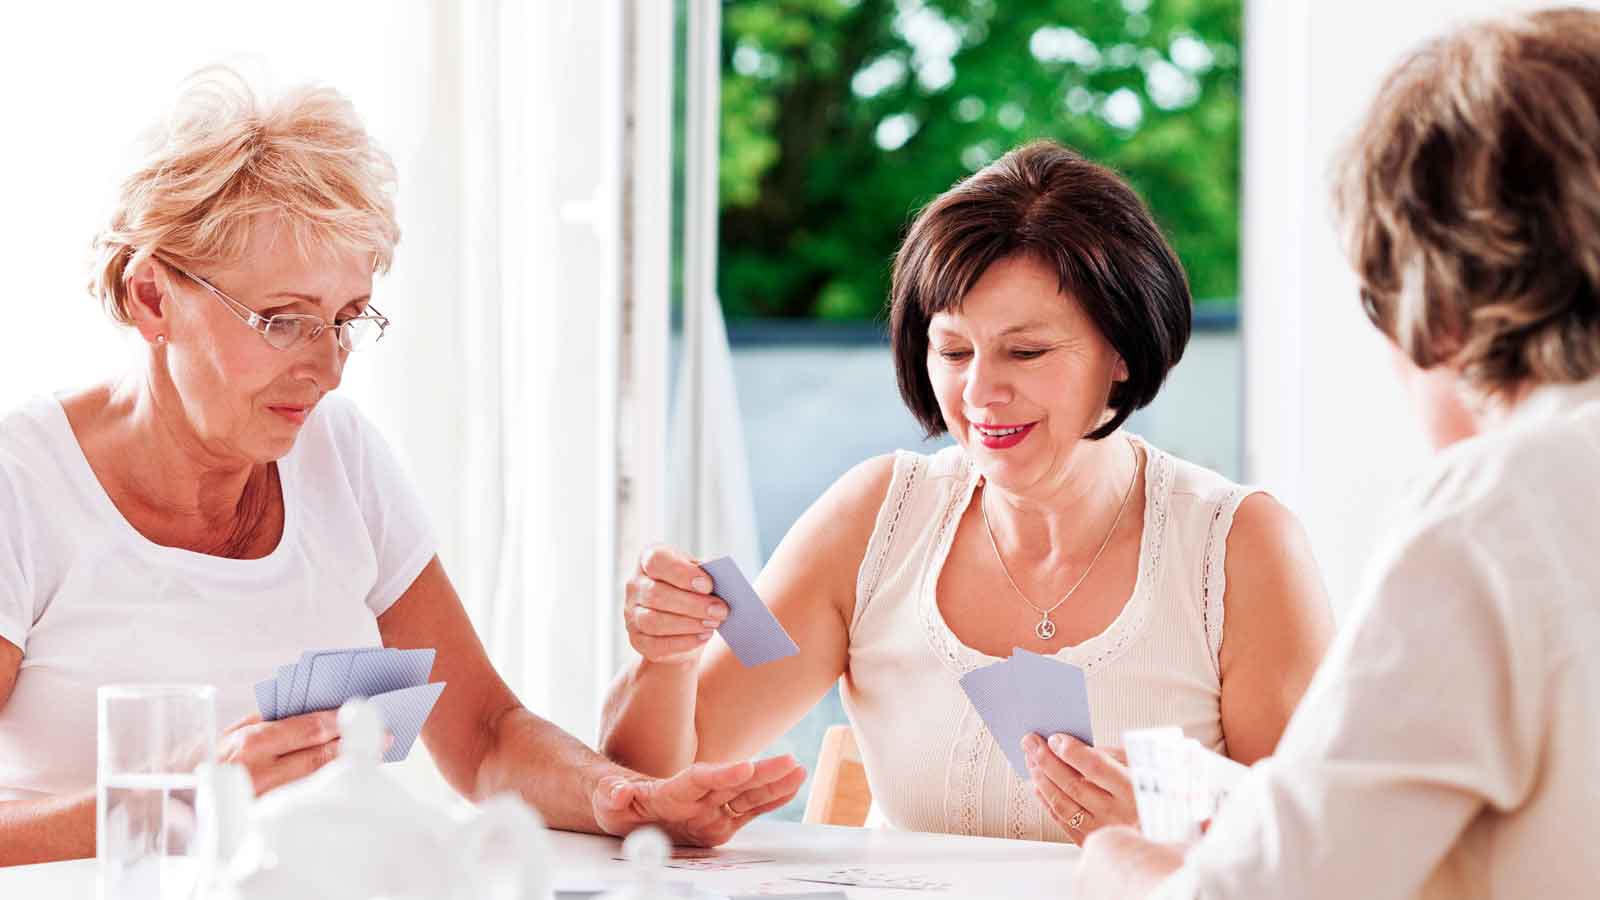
[336,699,385,762]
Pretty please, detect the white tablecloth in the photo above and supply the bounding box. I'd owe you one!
[0,819,1081,899]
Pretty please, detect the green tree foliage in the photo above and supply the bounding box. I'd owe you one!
[718,0,1241,320]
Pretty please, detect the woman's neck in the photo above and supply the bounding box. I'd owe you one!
[63,373,280,558]
[980,435,1141,569]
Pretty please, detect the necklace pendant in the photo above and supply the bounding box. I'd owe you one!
[1035,617,1057,641]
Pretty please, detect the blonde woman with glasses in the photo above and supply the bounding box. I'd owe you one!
[1076,8,1600,898]
[0,67,801,866]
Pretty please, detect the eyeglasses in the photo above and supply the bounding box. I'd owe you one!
[155,255,390,352]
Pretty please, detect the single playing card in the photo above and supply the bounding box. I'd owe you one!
[958,657,1029,778]
[288,647,370,717]
[345,647,436,698]
[730,894,847,900]
[610,847,777,870]
[729,890,844,896]
[1124,726,1198,842]
[788,867,952,891]
[303,647,383,713]
[701,556,798,667]
[366,681,446,762]
[273,664,295,719]
[253,678,277,721]
[1009,648,1094,746]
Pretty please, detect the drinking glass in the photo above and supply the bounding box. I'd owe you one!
[97,684,217,900]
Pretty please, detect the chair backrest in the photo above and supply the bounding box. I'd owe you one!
[802,724,873,827]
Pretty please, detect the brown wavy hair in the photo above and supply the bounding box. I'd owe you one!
[889,141,1192,441]
[1335,7,1600,395]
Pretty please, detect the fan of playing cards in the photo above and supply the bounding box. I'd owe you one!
[252,646,444,763]
[957,648,1095,778]
[1124,726,1251,842]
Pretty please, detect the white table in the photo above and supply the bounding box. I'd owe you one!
[0,820,1081,899]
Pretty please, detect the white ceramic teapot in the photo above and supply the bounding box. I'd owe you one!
[195,699,552,900]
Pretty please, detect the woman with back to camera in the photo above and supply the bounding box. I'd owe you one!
[0,67,802,866]
[1075,8,1600,897]
[601,140,1335,844]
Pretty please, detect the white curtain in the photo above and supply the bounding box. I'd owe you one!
[665,0,763,578]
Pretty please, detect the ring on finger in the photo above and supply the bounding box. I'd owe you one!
[1066,808,1088,830]
[722,801,743,817]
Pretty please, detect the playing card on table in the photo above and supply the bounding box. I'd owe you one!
[610,846,777,871]
[701,556,799,667]
[789,867,952,891]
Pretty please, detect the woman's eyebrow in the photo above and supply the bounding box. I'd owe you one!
[998,320,1054,336]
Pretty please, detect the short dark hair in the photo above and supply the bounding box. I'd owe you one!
[889,140,1192,441]
[1334,7,1600,395]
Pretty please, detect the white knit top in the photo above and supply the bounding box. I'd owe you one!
[839,436,1256,842]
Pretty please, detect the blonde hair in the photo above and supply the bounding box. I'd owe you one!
[89,66,400,325]
[1334,7,1600,395]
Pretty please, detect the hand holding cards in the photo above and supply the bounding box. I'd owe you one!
[253,646,444,762]
[958,648,1094,778]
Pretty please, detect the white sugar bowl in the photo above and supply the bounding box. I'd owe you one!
[196,699,551,900]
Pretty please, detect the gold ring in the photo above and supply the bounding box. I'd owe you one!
[722,801,741,817]
[1066,809,1087,830]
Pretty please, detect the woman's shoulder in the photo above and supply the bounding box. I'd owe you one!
[0,395,83,491]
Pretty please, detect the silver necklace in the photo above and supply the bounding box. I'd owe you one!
[981,440,1139,641]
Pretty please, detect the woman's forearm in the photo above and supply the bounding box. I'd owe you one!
[598,658,700,777]
[470,706,621,833]
[0,791,96,866]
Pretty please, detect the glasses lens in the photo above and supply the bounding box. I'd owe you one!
[264,317,317,351]
[340,317,383,351]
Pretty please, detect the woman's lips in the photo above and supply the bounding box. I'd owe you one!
[267,405,310,425]
[972,421,1036,450]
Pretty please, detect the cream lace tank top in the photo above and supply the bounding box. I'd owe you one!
[839,436,1256,842]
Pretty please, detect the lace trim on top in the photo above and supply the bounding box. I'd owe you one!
[853,451,924,635]
[919,437,1175,677]
[1200,487,1259,680]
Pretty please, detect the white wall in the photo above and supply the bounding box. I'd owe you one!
[1242,0,1584,613]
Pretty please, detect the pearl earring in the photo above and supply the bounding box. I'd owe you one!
[156,335,167,344]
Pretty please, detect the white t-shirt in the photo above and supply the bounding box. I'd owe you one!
[0,394,436,801]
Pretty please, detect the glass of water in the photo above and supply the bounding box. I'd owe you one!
[97,684,217,900]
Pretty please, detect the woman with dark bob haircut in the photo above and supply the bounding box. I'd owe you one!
[1075,8,1600,897]
[600,140,1334,844]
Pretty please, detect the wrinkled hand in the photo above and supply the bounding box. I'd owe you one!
[624,544,729,665]
[216,710,388,795]
[592,755,806,847]
[1073,825,1189,900]
[1024,733,1138,845]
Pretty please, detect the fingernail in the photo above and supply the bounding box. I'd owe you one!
[709,602,728,618]
[693,577,712,593]
[701,619,720,629]
[698,632,712,642]
[1049,735,1066,753]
